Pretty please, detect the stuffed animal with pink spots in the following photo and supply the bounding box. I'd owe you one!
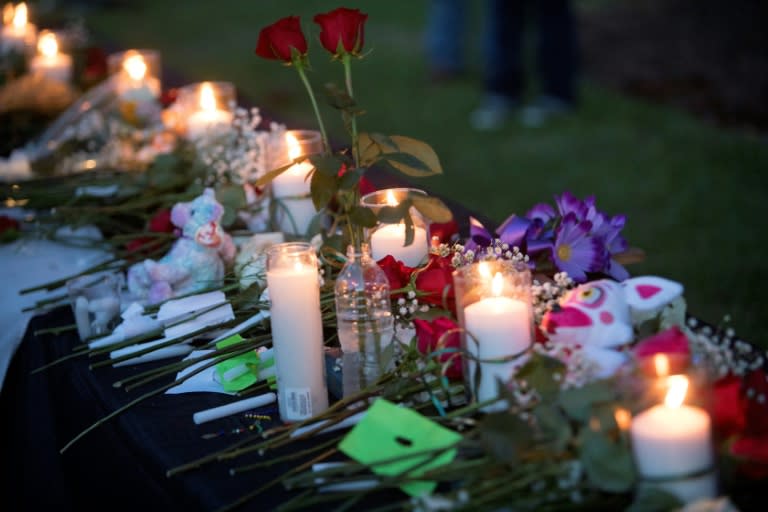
[541,276,683,376]
[127,189,236,304]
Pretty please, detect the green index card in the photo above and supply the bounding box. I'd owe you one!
[214,334,260,392]
[338,399,462,496]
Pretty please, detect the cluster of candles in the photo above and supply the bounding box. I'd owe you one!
[2,2,72,83]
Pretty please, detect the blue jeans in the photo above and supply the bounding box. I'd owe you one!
[425,0,467,73]
[484,0,578,103]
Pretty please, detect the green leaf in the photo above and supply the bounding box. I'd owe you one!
[349,205,378,228]
[515,352,565,403]
[376,204,407,224]
[626,486,683,512]
[338,166,366,190]
[254,162,294,188]
[411,194,453,223]
[324,82,357,110]
[580,428,635,492]
[388,135,443,176]
[382,151,433,176]
[478,412,532,465]
[558,381,618,423]
[308,154,345,177]
[310,170,338,211]
[146,154,180,189]
[215,184,247,227]
[369,132,398,151]
[533,404,571,452]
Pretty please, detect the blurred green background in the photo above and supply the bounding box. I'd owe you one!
[80,0,766,346]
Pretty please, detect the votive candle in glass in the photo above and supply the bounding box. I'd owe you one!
[29,30,72,83]
[453,260,533,411]
[272,130,323,236]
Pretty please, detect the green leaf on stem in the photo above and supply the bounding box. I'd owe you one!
[338,166,366,190]
[411,194,453,223]
[215,184,246,227]
[349,205,377,228]
[478,411,531,465]
[381,151,433,176]
[532,404,571,452]
[310,170,338,211]
[324,82,364,116]
[515,352,565,403]
[558,381,618,423]
[387,135,443,176]
[580,428,635,492]
[376,204,407,224]
[146,154,181,189]
[308,154,345,177]
[254,162,294,188]
[626,487,682,512]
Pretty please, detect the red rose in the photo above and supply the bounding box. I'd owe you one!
[414,254,455,312]
[83,47,108,83]
[429,219,459,244]
[376,255,413,297]
[413,316,463,379]
[0,215,20,242]
[148,208,173,233]
[358,176,376,197]
[255,16,308,62]
[313,7,367,56]
[711,375,746,439]
[634,326,691,375]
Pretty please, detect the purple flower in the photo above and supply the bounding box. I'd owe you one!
[552,213,607,282]
[555,191,588,220]
[526,202,556,224]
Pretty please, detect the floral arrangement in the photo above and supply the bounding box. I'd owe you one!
[3,5,768,512]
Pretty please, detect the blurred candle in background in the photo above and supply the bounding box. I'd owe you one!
[1,2,36,54]
[186,82,233,140]
[29,30,72,83]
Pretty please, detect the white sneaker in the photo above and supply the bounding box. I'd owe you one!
[469,94,518,131]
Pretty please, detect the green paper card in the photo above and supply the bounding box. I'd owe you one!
[338,399,461,496]
[214,335,260,392]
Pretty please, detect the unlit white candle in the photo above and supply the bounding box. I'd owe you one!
[266,263,328,422]
[272,160,313,197]
[464,295,530,411]
[370,223,428,267]
[192,392,277,425]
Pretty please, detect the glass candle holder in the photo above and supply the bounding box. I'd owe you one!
[360,188,430,267]
[452,259,533,412]
[29,30,72,84]
[67,273,122,341]
[265,242,328,421]
[107,49,161,100]
[175,81,236,140]
[1,3,37,56]
[272,130,324,236]
[628,359,717,504]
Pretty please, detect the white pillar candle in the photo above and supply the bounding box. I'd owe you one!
[29,31,71,83]
[186,82,233,139]
[116,51,161,102]
[192,392,277,425]
[266,244,328,422]
[463,272,531,411]
[1,3,35,53]
[370,222,428,267]
[630,375,714,481]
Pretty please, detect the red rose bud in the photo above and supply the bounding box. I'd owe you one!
[313,7,367,56]
[414,254,456,313]
[634,326,691,376]
[376,255,413,298]
[255,16,308,62]
[358,176,376,196]
[429,219,459,244]
[413,316,463,379]
[148,208,174,233]
[711,375,746,439]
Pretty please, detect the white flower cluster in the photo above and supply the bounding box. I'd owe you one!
[436,239,530,269]
[531,272,574,325]
[193,106,264,186]
[684,316,766,379]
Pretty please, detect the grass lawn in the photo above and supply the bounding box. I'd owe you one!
[83,0,768,347]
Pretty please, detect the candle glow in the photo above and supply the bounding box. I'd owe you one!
[287,132,301,161]
[123,52,147,81]
[199,82,217,112]
[37,30,57,57]
[654,353,670,378]
[664,375,688,408]
[3,3,14,25]
[11,1,25,28]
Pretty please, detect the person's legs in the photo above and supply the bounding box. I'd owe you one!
[471,0,527,130]
[425,0,467,79]
[536,0,577,104]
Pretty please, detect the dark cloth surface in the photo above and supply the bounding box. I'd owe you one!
[0,307,361,511]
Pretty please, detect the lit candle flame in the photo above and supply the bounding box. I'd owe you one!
[385,189,398,207]
[614,407,632,431]
[3,3,14,25]
[123,52,147,81]
[293,261,304,273]
[37,31,57,57]
[478,261,491,279]
[199,82,217,112]
[491,272,503,297]
[12,1,25,28]
[286,132,301,161]
[664,374,688,409]
[654,353,669,378]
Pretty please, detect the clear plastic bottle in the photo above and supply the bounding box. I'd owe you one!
[334,243,395,397]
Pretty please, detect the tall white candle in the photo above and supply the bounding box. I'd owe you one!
[370,223,428,267]
[463,272,531,411]
[186,82,233,140]
[29,31,72,83]
[266,245,328,422]
[272,132,318,235]
[630,375,714,482]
